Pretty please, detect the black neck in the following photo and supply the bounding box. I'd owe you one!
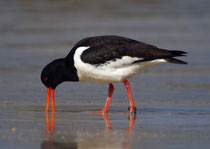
[64,55,79,82]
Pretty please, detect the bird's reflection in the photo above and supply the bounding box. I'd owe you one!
[45,111,54,145]
[41,111,136,149]
[102,113,136,131]
[41,111,78,149]
[102,113,136,149]
[125,113,136,149]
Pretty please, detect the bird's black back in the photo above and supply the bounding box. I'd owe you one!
[66,35,187,65]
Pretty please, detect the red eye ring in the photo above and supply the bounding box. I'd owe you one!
[44,76,48,81]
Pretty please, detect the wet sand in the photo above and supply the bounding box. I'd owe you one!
[0,105,210,149]
[0,0,210,148]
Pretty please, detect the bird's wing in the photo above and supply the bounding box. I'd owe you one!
[76,35,186,66]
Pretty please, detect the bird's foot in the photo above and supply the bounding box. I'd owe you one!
[95,109,108,114]
[127,106,136,114]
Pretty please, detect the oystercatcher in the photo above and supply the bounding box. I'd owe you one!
[41,35,187,113]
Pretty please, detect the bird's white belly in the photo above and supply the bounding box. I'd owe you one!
[77,63,143,83]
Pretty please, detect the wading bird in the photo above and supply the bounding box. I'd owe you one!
[41,35,187,113]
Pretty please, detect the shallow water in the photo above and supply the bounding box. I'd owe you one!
[0,0,210,148]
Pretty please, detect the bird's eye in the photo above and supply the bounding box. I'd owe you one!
[44,76,48,81]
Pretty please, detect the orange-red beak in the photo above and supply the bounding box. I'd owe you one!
[46,87,55,112]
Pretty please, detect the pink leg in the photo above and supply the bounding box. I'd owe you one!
[123,80,136,113]
[97,84,114,113]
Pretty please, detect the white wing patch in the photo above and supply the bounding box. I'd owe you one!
[151,59,167,63]
[100,56,143,68]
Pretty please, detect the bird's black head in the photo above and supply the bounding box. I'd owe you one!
[41,58,67,89]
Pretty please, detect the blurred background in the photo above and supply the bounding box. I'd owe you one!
[1,0,210,104]
[0,0,210,149]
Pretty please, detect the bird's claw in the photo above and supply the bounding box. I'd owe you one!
[128,106,136,114]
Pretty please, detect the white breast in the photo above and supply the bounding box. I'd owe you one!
[73,46,167,83]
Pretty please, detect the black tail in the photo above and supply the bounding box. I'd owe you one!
[165,58,187,64]
[170,50,187,57]
[166,50,188,64]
